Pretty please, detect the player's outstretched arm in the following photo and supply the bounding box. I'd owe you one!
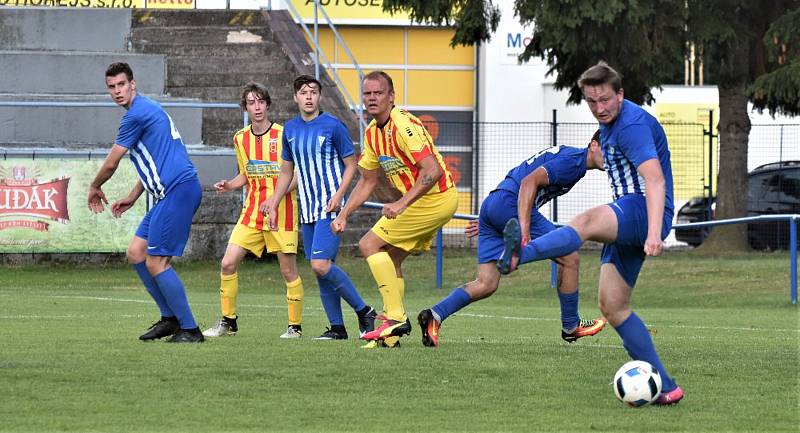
[326,155,357,213]
[638,159,666,256]
[383,155,441,219]
[331,167,378,234]
[214,173,247,193]
[111,181,144,218]
[517,167,549,245]
[264,161,295,230]
[88,144,128,214]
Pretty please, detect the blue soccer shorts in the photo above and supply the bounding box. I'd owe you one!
[477,189,557,264]
[601,194,673,287]
[301,217,341,261]
[135,178,202,257]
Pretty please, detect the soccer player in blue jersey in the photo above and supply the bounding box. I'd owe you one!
[265,75,376,340]
[497,62,684,404]
[87,62,203,343]
[417,133,607,348]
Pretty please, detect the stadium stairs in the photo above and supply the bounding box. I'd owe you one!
[0,7,377,263]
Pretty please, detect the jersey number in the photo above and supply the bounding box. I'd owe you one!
[525,146,561,165]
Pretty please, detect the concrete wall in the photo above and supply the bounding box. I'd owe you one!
[0,7,131,52]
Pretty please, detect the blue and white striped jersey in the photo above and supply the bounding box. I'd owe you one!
[599,100,674,214]
[115,94,197,200]
[282,112,355,224]
[494,145,588,209]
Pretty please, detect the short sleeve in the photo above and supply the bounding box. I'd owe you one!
[617,124,658,168]
[332,121,355,159]
[281,132,294,162]
[115,111,144,149]
[358,129,380,170]
[395,121,433,165]
[541,150,584,186]
[233,134,246,175]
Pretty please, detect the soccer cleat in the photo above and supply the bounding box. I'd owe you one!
[279,325,302,339]
[561,317,607,343]
[361,317,412,341]
[360,336,401,349]
[357,306,377,338]
[418,309,441,347]
[139,316,180,341]
[202,317,238,337]
[166,327,205,343]
[496,218,521,275]
[314,327,348,340]
[653,385,684,405]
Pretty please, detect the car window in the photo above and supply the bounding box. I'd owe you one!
[774,169,800,205]
[748,173,773,205]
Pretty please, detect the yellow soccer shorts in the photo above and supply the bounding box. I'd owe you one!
[370,187,458,253]
[229,223,298,257]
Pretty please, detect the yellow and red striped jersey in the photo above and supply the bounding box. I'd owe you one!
[233,123,297,231]
[359,107,454,196]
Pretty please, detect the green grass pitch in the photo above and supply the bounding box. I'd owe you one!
[0,250,797,432]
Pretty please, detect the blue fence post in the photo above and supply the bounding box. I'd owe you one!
[551,262,557,289]
[436,228,443,289]
[791,217,797,305]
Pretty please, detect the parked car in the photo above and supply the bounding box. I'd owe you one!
[675,161,800,250]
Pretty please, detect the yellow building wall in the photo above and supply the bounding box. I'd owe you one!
[407,29,474,65]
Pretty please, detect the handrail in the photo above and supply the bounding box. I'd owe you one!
[278,1,367,145]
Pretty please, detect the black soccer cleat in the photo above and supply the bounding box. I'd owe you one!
[357,306,377,338]
[418,309,441,347]
[139,316,180,341]
[496,218,521,275]
[314,327,348,340]
[166,327,205,343]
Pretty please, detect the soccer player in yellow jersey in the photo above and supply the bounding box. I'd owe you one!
[332,71,458,347]
[203,82,304,339]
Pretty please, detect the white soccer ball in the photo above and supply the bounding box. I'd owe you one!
[613,360,663,407]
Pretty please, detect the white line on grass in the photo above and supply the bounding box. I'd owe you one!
[32,294,800,333]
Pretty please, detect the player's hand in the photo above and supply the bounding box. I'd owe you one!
[110,197,135,218]
[521,233,531,246]
[464,220,479,238]
[643,235,663,256]
[330,216,347,235]
[325,194,343,213]
[87,186,108,214]
[213,180,228,193]
[382,200,407,219]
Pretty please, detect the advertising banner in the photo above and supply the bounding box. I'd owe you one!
[0,158,146,253]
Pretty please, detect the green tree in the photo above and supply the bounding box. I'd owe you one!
[384,0,800,251]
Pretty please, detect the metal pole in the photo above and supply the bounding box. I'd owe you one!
[791,217,797,305]
[707,110,714,221]
[436,228,444,289]
[314,0,319,79]
[550,109,558,288]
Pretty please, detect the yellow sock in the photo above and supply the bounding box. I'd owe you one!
[220,272,238,319]
[366,252,405,322]
[286,277,304,326]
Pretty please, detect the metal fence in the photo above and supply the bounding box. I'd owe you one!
[430,119,800,251]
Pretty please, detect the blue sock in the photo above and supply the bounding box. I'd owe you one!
[133,262,173,318]
[153,268,197,330]
[317,276,344,326]
[614,312,677,392]
[520,226,582,265]
[431,287,472,322]
[558,289,580,331]
[322,265,367,312]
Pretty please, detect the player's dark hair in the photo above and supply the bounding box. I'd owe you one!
[363,70,394,93]
[105,62,134,81]
[293,75,322,93]
[578,61,622,92]
[590,129,601,144]
[240,82,271,110]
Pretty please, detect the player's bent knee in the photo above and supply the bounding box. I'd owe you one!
[310,260,331,277]
[220,258,239,275]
